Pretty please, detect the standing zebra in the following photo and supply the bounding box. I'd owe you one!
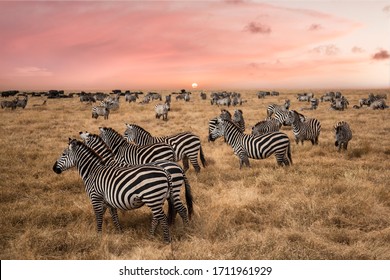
[286,110,321,145]
[99,127,176,165]
[92,105,109,119]
[267,99,290,117]
[124,124,207,173]
[79,131,193,224]
[209,118,292,168]
[155,102,169,121]
[53,139,177,242]
[251,117,281,136]
[334,121,352,151]
[266,100,302,126]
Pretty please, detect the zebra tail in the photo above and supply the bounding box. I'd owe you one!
[165,171,176,226]
[287,141,293,165]
[199,144,207,167]
[183,174,194,220]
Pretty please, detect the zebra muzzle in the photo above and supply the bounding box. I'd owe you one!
[52,162,62,174]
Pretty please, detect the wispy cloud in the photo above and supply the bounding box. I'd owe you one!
[308,23,322,31]
[310,44,340,56]
[372,49,390,60]
[244,22,271,34]
[351,46,365,53]
[13,67,52,77]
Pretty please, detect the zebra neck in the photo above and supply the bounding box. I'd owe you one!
[224,123,244,145]
[75,150,102,181]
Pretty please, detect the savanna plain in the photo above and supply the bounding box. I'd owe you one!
[0,88,389,260]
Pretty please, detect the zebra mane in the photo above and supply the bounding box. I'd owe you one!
[126,124,152,137]
[70,139,106,164]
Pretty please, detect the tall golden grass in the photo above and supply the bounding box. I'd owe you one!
[0,89,389,260]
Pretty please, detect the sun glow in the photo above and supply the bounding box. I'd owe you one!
[192,82,198,89]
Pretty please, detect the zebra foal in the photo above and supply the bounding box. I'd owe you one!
[209,118,292,168]
[334,121,352,151]
[53,139,176,242]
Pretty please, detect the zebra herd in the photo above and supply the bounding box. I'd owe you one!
[51,91,364,243]
[53,124,205,242]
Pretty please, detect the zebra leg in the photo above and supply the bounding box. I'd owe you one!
[148,203,171,243]
[92,201,106,233]
[171,190,189,226]
[108,206,123,233]
[189,156,201,173]
[182,155,190,172]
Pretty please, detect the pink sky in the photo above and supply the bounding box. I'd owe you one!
[0,0,389,91]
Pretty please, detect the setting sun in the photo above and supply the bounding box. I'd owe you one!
[192,82,198,89]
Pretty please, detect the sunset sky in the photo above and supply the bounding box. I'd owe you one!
[0,0,389,91]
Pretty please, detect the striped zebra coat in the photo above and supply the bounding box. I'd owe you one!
[53,139,176,242]
[99,127,176,164]
[124,124,207,173]
[251,118,281,136]
[287,110,321,145]
[334,121,352,151]
[209,118,292,168]
[79,131,193,224]
[92,105,109,119]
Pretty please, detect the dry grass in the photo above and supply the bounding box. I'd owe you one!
[0,89,389,260]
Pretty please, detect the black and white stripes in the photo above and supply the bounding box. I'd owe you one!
[124,124,207,173]
[53,139,175,242]
[209,118,292,168]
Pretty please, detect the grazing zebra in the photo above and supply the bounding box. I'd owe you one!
[53,139,176,242]
[209,118,292,168]
[232,109,245,132]
[92,105,109,119]
[1,100,18,110]
[251,117,281,136]
[79,131,193,224]
[99,127,176,165]
[124,124,207,173]
[286,110,321,145]
[334,121,352,152]
[155,102,169,121]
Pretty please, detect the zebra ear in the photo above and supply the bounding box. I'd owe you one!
[68,137,72,144]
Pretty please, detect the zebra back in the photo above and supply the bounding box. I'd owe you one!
[99,127,175,164]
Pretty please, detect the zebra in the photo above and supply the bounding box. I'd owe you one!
[92,105,109,119]
[232,109,245,132]
[286,110,321,145]
[155,102,169,121]
[124,124,207,173]
[15,96,28,109]
[267,99,290,117]
[53,139,177,242]
[101,96,119,111]
[266,100,294,126]
[1,99,18,110]
[334,121,352,152]
[79,131,193,224]
[209,118,292,168]
[99,127,176,165]
[251,117,281,136]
